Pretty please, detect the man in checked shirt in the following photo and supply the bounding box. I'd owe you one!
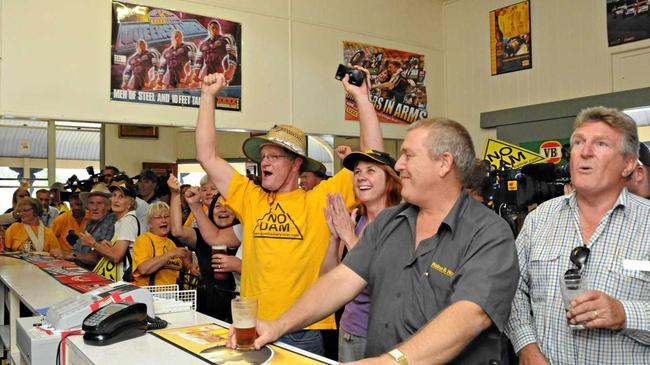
[506,106,650,364]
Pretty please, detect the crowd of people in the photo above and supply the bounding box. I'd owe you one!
[2,67,649,364]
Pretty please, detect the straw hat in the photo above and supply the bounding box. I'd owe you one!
[242,124,323,173]
[79,182,112,206]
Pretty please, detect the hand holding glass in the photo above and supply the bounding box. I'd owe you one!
[231,297,257,351]
[560,276,588,329]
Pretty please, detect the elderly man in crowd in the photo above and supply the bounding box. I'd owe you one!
[506,106,650,364]
[57,183,115,270]
[246,117,519,364]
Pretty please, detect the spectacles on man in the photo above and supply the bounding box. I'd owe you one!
[260,154,291,163]
[564,246,590,279]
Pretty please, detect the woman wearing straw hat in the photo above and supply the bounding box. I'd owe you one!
[195,70,383,354]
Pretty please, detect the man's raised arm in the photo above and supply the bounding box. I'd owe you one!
[195,73,235,199]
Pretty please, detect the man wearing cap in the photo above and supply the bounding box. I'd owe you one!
[196,70,383,354]
[506,107,650,364]
[626,142,650,199]
[53,183,115,270]
[49,182,69,213]
[250,117,519,364]
[299,162,329,191]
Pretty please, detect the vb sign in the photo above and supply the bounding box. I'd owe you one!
[539,140,562,164]
[483,138,547,169]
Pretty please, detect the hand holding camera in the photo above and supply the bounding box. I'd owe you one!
[66,230,80,245]
[335,64,370,100]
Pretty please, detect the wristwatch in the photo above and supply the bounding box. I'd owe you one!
[388,349,408,365]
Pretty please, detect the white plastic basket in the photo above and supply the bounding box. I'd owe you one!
[144,284,197,314]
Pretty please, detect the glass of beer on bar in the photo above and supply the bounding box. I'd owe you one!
[212,244,228,280]
[231,297,257,351]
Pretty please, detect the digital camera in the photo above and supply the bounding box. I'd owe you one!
[335,64,365,87]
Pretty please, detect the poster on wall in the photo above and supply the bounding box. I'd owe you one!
[343,41,428,125]
[489,1,532,76]
[607,1,650,46]
[110,1,242,110]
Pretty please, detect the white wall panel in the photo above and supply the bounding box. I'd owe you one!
[444,0,650,146]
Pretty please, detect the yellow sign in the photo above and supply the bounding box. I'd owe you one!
[431,262,455,277]
[483,138,546,169]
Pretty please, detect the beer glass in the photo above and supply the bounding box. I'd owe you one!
[231,297,258,351]
[212,245,228,280]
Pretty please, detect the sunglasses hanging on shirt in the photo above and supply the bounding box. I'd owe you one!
[564,246,590,280]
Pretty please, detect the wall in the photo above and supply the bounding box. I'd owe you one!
[443,0,650,148]
[103,124,177,176]
[0,0,444,141]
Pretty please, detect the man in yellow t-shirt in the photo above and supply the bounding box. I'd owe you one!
[195,70,383,355]
[51,193,89,252]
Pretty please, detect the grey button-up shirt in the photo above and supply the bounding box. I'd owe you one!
[344,193,519,364]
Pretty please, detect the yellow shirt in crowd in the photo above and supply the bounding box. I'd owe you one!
[4,222,59,252]
[51,211,89,251]
[183,205,209,227]
[132,232,184,286]
[226,170,355,330]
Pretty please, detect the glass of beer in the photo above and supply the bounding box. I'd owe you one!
[212,245,228,280]
[231,297,257,351]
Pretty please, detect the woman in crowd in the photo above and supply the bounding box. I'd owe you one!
[167,175,241,321]
[180,183,192,223]
[4,197,59,252]
[183,175,218,227]
[321,149,402,362]
[132,202,194,286]
[85,181,140,281]
[0,187,29,226]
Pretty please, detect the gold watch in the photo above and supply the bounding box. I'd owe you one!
[388,349,408,365]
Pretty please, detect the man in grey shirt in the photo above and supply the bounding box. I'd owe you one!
[244,118,519,364]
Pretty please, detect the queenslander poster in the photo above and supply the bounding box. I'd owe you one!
[111,1,242,110]
[489,1,532,75]
[343,41,428,125]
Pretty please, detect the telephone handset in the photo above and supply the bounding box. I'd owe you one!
[82,302,167,346]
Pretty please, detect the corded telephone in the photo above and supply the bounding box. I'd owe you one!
[46,282,155,330]
[82,302,167,346]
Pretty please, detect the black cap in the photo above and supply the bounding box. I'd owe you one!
[342,149,397,171]
[109,180,137,198]
[639,143,650,167]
